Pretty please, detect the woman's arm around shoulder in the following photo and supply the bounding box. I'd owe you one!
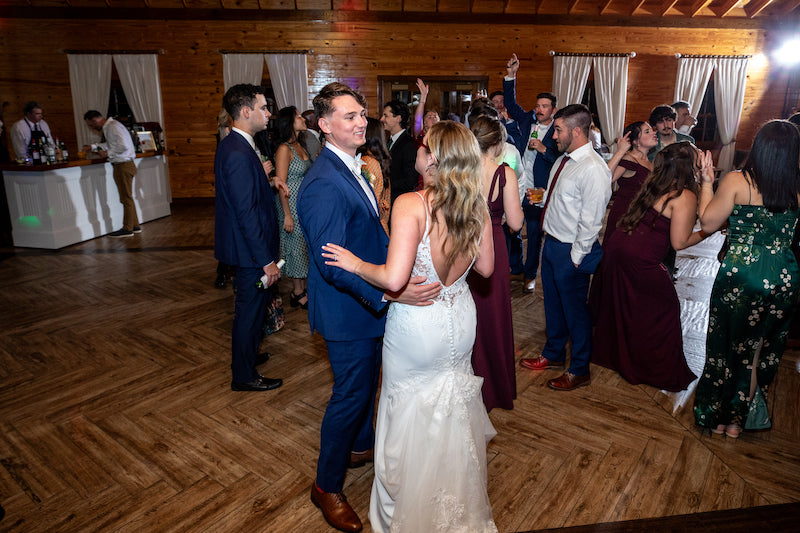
[322,192,424,292]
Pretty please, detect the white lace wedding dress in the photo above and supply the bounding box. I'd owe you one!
[369,195,498,533]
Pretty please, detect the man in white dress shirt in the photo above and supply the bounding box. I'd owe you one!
[10,101,54,160]
[522,104,611,391]
[83,110,140,238]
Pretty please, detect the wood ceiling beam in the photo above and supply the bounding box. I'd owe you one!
[568,0,580,14]
[688,0,713,17]
[713,0,740,17]
[660,0,680,16]
[744,0,772,18]
[782,0,800,14]
[599,0,614,15]
[535,0,544,14]
[630,0,646,16]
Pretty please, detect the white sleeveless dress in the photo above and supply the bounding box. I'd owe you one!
[369,194,498,533]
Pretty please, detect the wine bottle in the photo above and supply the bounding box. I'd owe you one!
[31,139,41,165]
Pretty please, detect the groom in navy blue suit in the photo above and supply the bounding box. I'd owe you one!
[214,84,283,392]
[298,83,439,532]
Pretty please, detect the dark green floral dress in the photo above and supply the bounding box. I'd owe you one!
[694,204,800,429]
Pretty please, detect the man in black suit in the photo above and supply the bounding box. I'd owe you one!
[380,100,418,207]
[214,84,283,392]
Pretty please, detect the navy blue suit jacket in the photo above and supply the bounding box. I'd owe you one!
[388,131,419,205]
[214,131,280,268]
[297,147,390,341]
[503,78,562,189]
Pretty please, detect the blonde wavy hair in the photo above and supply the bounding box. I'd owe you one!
[425,121,487,263]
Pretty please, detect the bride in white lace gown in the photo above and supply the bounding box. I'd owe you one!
[322,121,498,532]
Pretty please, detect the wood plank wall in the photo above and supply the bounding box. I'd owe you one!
[0,17,791,198]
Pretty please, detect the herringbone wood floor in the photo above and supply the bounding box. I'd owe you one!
[1,199,798,532]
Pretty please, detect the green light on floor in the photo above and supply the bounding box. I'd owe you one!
[18,216,42,228]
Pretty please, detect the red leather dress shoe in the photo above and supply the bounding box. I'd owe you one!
[310,482,363,532]
[348,448,374,468]
[520,356,565,371]
[547,372,590,391]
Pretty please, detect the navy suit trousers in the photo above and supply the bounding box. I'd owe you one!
[522,197,545,280]
[231,266,271,383]
[540,237,592,376]
[316,337,382,493]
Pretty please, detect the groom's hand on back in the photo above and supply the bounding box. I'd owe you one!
[385,275,441,306]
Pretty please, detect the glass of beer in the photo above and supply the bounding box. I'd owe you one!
[527,187,545,205]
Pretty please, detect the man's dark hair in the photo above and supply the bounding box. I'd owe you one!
[553,104,592,138]
[223,84,266,121]
[313,82,367,122]
[671,100,690,112]
[384,100,411,129]
[468,99,499,125]
[489,91,504,100]
[649,105,677,126]
[83,110,102,121]
[537,92,557,108]
[23,101,42,115]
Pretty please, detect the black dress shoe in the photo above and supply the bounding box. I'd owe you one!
[214,273,227,288]
[255,352,271,366]
[231,376,283,391]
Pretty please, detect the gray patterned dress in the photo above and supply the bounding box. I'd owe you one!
[275,143,312,278]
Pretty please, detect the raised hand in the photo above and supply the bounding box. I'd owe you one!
[699,150,715,184]
[616,130,632,153]
[507,53,520,77]
[416,78,430,102]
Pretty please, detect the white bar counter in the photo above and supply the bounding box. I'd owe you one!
[1,152,171,249]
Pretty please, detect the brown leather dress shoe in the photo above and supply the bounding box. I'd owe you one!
[520,356,565,371]
[547,372,590,391]
[348,448,374,468]
[310,482,363,532]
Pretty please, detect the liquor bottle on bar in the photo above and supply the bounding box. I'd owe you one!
[61,142,69,161]
[46,142,56,164]
[31,138,41,165]
[55,138,63,162]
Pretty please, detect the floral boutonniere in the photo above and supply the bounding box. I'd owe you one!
[361,167,376,190]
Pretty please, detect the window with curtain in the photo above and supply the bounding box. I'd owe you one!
[108,63,133,126]
[693,76,719,151]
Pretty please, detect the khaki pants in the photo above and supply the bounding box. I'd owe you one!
[112,161,139,231]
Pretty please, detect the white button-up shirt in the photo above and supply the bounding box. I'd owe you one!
[97,117,135,163]
[325,144,379,215]
[541,141,611,265]
[10,118,53,159]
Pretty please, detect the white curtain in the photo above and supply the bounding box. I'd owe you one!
[674,57,715,119]
[593,56,629,148]
[714,57,749,173]
[112,54,165,128]
[68,54,112,148]
[222,54,264,91]
[265,53,310,111]
[552,55,592,108]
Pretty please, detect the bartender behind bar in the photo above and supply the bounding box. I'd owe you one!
[10,101,54,160]
[83,110,141,238]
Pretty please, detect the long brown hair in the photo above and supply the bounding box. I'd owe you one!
[619,142,699,232]
[425,121,487,263]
